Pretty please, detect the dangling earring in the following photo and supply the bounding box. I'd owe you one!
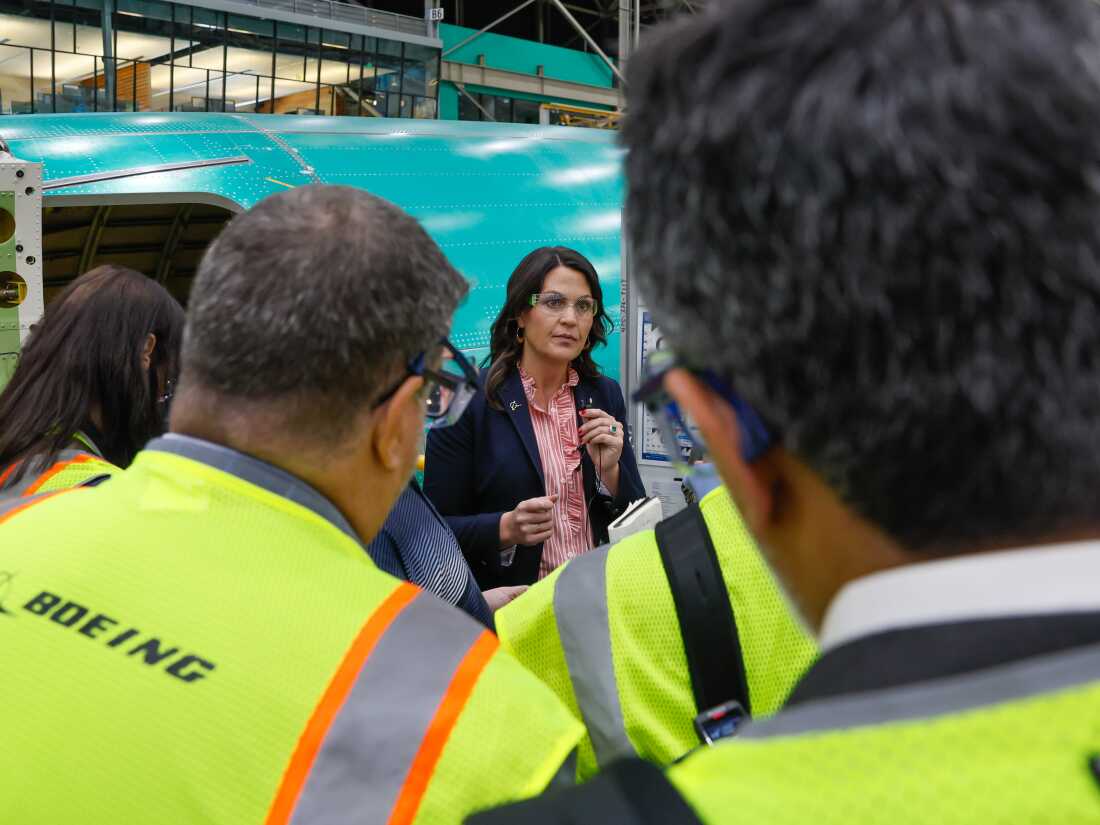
[517,327,525,342]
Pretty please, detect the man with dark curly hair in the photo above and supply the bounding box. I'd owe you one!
[472,0,1100,822]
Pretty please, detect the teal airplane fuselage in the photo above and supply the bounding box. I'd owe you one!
[0,112,625,381]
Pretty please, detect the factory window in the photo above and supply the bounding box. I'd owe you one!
[457,91,545,125]
[0,0,439,118]
[514,99,540,124]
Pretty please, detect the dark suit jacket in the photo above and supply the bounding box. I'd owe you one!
[424,368,646,588]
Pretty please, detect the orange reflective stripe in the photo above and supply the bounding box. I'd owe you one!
[0,460,21,488]
[0,490,73,526]
[387,630,500,825]
[23,453,97,497]
[265,581,421,825]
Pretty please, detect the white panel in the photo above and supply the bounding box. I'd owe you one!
[0,154,44,343]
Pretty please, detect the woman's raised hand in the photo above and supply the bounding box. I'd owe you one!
[500,495,559,547]
[579,407,625,474]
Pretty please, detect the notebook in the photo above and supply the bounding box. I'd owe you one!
[607,496,665,544]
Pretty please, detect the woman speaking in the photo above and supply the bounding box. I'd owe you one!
[424,246,645,588]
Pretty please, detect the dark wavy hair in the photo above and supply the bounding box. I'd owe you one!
[0,265,185,476]
[483,246,611,408]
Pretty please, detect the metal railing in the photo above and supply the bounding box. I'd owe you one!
[225,0,429,37]
[0,47,146,115]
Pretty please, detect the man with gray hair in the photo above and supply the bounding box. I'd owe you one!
[0,185,582,825]
[474,0,1100,822]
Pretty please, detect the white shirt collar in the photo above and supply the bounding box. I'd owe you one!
[819,540,1100,652]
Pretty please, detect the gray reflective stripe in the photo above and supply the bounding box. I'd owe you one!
[744,638,1100,740]
[148,435,361,547]
[553,544,633,766]
[0,494,33,516]
[1,462,34,498]
[0,489,67,518]
[72,430,105,458]
[0,449,93,497]
[1,474,36,497]
[289,591,486,825]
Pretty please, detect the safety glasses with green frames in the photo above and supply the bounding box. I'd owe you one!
[528,292,599,317]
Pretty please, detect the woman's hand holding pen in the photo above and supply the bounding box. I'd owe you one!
[579,407,623,497]
[579,408,624,473]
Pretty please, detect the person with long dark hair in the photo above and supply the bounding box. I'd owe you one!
[425,246,645,588]
[0,264,184,496]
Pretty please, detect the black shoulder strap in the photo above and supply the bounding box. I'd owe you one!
[655,503,752,715]
[465,758,702,825]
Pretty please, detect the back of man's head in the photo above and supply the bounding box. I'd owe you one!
[179,184,467,444]
[624,0,1100,554]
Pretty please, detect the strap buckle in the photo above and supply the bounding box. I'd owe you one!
[693,699,747,745]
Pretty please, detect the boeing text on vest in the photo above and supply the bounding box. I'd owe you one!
[0,443,583,825]
[22,589,216,683]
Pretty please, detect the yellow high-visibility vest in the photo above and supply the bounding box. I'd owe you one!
[0,435,582,825]
[0,432,119,497]
[496,484,817,779]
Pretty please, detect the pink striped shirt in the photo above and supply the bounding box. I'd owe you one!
[519,366,594,578]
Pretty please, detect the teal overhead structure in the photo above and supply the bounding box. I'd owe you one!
[0,112,625,381]
[438,22,619,123]
[440,23,613,89]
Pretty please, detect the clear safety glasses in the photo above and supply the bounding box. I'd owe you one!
[528,292,599,317]
[633,349,774,474]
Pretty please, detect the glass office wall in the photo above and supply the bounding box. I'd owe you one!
[0,0,440,117]
[457,90,540,124]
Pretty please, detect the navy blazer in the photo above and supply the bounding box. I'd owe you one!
[424,368,646,588]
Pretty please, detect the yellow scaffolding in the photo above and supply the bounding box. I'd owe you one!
[539,102,622,130]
